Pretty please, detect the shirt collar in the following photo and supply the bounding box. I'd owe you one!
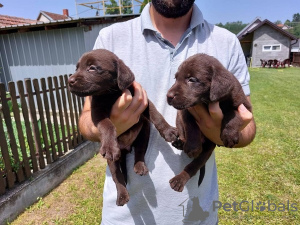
[140,3,204,33]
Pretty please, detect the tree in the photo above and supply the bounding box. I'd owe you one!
[284,19,291,25]
[105,0,133,15]
[274,20,282,25]
[140,0,150,13]
[292,13,300,22]
[105,0,120,15]
[122,0,133,14]
[215,21,248,34]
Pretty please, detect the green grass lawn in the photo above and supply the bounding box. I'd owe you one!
[10,67,300,224]
[217,67,300,224]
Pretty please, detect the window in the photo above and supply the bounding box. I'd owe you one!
[263,44,281,52]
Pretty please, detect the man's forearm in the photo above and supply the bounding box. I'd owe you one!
[79,110,101,142]
[235,118,256,147]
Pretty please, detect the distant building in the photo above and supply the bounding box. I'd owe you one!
[0,9,138,87]
[238,17,298,67]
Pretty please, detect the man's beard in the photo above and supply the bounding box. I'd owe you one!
[151,0,195,18]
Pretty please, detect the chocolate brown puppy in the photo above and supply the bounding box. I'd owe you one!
[167,53,252,192]
[68,49,178,205]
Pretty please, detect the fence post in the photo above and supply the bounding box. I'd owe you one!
[25,79,46,169]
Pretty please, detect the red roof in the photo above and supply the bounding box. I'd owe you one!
[38,11,69,21]
[0,15,37,27]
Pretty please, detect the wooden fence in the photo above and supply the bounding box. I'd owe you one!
[0,75,85,195]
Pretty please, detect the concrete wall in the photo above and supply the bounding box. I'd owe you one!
[251,25,290,67]
[0,141,100,224]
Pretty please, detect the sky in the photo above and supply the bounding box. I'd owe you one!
[0,0,299,25]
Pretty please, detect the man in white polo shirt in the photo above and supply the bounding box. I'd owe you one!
[79,1,256,224]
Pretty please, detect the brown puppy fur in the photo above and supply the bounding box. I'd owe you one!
[68,49,178,205]
[167,53,252,192]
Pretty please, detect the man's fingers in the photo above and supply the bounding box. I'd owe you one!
[130,87,148,123]
[238,104,253,130]
[208,102,223,128]
[111,89,132,115]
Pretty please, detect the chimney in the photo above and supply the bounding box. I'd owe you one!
[63,9,69,17]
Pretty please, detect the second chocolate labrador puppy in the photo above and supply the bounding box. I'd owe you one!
[68,49,178,205]
[167,53,252,192]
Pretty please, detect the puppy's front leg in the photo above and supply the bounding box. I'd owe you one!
[97,118,121,161]
[148,101,179,142]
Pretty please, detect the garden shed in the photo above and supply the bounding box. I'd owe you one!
[0,13,138,89]
[237,18,298,67]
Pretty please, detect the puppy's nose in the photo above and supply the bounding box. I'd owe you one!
[68,76,77,87]
[167,92,176,104]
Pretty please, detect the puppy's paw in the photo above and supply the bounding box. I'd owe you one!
[220,129,239,148]
[116,190,130,206]
[169,171,190,192]
[161,127,179,142]
[134,161,149,176]
[100,144,121,161]
[172,138,184,150]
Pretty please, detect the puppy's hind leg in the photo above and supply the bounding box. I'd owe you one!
[170,139,215,192]
[132,118,150,176]
[180,110,203,158]
[107,159,129,206]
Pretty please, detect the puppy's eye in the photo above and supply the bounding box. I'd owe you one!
[187,77,198,83]
[88,65,97,71]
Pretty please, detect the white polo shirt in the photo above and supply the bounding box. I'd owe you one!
[94,3,250,225]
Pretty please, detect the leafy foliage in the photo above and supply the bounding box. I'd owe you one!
[284,13,300,38]
[215,21,248,34]
[105,0,133,15]
[105,0,120,15]
[140,0,150,13]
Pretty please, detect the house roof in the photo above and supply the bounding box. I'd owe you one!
[37,11,69,21]
[0,14,139,34]
[277,24,292,29]
[238,18,298,41]
[0,14,37,27]
[237,17,262,38]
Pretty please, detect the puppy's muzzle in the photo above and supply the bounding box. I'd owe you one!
[68,76,77,88]
[167,91,176,105]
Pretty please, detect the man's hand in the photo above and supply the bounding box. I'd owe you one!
[187,97,255,147]
[110,81,148,136]
[79,81,148,142]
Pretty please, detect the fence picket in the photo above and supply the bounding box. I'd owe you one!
[8,82,32,178]
[64,75,77,148]
[47,77,63,157]
[0,109,15,189]
[16,81,38,172]
[59,75,72,150]
[0,170,6,194]
[76,95,83,143]
[32,79,52,164]
[0,83,25,182]
[40,78,57,161]
[53,77,68,153]
[25,79,46,169]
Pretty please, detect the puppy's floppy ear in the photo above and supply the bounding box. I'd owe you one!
[116,59,135,91]
[209,65,234,102]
